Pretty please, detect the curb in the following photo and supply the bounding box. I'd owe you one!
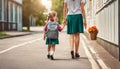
[81,34,102,69]
[82,34,112,69]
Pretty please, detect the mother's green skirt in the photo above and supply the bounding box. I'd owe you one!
[66,14,84,34]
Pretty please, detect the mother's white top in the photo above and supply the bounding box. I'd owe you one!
[64,0,83,15]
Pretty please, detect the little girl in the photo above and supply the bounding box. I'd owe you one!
[43,11,65,60]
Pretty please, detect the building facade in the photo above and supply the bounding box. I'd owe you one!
[85,0,120,60]
[0,0,22,31]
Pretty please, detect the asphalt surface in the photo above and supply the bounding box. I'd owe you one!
[0,31,95,69]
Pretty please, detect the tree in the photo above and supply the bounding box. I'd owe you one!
[52,0,64,24]
[22,0,46,30]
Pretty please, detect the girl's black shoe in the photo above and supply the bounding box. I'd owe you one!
[50,55,54,60]
[75,53,80,58]
[71,51,74,59]
[47,54,50,59]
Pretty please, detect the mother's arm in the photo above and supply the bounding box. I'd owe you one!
[80,2,87,29]
[63,2,67,25]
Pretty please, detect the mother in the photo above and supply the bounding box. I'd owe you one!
[63,0,87,59]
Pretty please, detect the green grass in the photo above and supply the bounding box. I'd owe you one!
[0,32,9,37]
[22,29,30,32]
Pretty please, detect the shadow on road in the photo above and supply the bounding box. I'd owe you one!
[53,57,88,61]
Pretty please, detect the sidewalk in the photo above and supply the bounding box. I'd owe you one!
[0,27,42,39]
[0,31,33,39]
[81,34,120,69]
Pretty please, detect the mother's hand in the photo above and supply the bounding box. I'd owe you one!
[84,22,87,29]
[63,20,67,25]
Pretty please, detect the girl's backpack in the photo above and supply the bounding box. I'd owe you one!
[47,21,58,39]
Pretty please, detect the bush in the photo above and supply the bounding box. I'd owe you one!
[0,32,8,37]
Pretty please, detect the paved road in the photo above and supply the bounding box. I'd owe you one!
[0,29,99,69]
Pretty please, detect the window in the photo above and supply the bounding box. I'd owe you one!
[10,2,13,22]
[8,0,22,31]
[19,7,22,23]
[0,0,2,20]
[0,0,4,21]
[9,2,19,23]
[8,2,13,22]
[13,4,15,22]
[4,0,7,21]
[15,5,18,23]
[8,2,11,22]
[0,0,7,21]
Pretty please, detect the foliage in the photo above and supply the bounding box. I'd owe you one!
[22,29,30,32]
[22,0,47,30]
[88,26,98,34]
[36,19,45,26]
[36,13,47,26]
[52,0,64,24]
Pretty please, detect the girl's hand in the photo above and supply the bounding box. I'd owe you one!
[43,37,46,40]
[43,35,46,40]
[43,31,46,40]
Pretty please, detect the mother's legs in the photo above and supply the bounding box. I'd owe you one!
[70,34,75,59]
[70,34,75,51]
[69,33,80,58]
[75,33,80,54]
[75,33,80,58]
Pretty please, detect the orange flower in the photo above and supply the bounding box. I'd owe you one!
[88,26,98,34]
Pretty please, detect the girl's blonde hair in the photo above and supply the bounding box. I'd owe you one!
[48,11,57,19]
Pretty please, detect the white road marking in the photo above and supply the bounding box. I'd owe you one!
[89,48,96,54]
[0,38,42,54]
[81,34,111,69]
[97,58,111,69]
[81,38,100,69]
